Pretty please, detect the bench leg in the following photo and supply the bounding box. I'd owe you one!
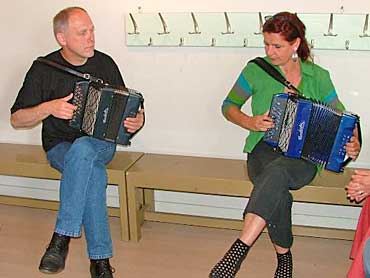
[117,177,130,241]
[144,189,155,211]
[127,182,142,242]
[136,189,155,225]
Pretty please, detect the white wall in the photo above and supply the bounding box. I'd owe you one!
[0,0,369,229]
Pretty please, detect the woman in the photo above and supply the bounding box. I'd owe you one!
[209,12,361,278]
[347,170,370,278]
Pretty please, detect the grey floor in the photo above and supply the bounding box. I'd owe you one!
[0,204,353,278]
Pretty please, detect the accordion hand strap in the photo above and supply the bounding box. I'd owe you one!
[36,57,104,84]
[249,57,301,95]
[342,120,362,169]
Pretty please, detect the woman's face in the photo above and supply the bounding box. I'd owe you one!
[263,32,300,66]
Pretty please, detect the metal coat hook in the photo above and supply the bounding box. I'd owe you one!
[128,13,140,35]
[359,14,369,38]
[254,12,264,35]
[310,39,315,49]
[345,40,350,50]
[323,13,338,37]
[148,37,153,46]
[211,38,216,47]
[179,37,184,46]
[189,12,201,34]
[243,38,248,47]
[158,13,170,35]
[221,12,234,35]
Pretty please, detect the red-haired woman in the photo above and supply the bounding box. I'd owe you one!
[209,11,361,278]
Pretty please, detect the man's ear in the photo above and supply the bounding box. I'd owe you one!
[55,32,66,46]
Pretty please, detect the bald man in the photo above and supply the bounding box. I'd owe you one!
[11,7,144,278]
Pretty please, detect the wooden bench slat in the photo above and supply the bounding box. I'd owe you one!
[126,153,359,242]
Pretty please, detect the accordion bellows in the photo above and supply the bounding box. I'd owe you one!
[70,81,143,146]
[264,93,359,172]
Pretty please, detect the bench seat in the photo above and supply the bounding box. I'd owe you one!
[0,143,143,241]
[126,153,359,242]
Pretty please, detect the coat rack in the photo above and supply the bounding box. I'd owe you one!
[125,12,370,51]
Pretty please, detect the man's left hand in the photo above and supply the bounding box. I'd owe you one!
[124,109,144,133]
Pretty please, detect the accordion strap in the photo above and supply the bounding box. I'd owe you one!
[36,57,104,84]
[249,57,301,95]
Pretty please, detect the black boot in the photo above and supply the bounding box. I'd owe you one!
[274,250,293,278]
[209,238,250,278]
[39,232,70,274]
[90,259,115,278]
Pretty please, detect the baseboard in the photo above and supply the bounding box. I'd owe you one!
[144,211,355,240]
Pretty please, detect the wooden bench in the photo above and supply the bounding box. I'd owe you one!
[126,153,359,242]
[0,143,143,241]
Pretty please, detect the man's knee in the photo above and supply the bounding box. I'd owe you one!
[67,137,116,164]
[66,137,97,161]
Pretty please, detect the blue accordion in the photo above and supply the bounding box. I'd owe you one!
[264,93,359,172]
[70,81,144,146]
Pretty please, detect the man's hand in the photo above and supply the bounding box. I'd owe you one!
[124,109,144,133]
[46,93,77,120]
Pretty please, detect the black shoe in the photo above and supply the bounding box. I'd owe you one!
[90,259,115,278]
[39,232,70,274]
[209,239,250,278]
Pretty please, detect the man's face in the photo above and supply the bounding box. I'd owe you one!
[58,10,95,65]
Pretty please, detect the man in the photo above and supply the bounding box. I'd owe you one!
[10,7,144,278]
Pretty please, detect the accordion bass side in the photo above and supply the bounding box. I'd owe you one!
[264,93,360,172]
[69,81,144,146]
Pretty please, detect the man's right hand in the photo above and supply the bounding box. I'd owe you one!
[47,93,77,120]
[11,93,77,129]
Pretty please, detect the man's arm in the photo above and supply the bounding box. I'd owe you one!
[11,93,76,129]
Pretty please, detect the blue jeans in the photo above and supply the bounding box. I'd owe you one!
[46,136,116,259]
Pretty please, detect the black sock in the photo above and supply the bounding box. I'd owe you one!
[209,238,250,278]
[274,250,293,278]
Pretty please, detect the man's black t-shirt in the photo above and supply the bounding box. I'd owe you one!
[11,50,125,152]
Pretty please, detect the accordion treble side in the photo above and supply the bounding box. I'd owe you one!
[264,93,359,172]
[69,81,144,146]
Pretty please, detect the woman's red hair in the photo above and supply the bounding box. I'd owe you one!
[263,12,311,61]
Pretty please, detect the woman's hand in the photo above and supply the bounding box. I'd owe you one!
[246,112,274,132]
[345,135,361,160]
[346,169,370,203]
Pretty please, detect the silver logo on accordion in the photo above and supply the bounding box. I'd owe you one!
[103,107,109,124]
[298,121,305,140]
